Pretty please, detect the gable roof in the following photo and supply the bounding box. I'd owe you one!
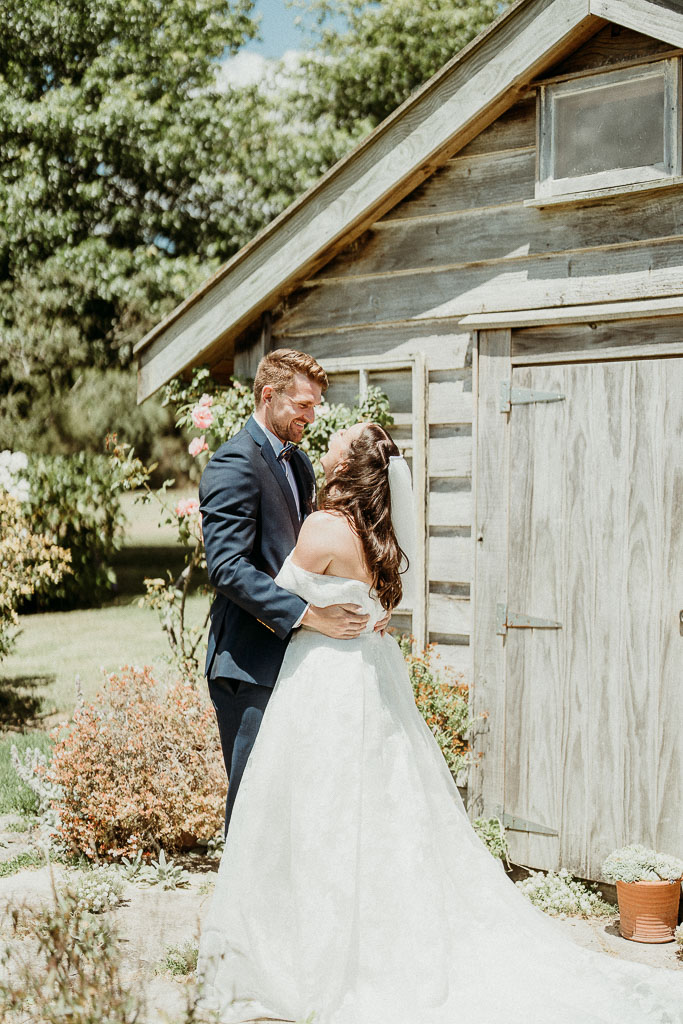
[135,0,683,400]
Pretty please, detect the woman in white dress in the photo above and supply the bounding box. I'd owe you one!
[198,422,683,1024]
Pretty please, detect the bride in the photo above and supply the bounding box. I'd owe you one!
[197,422,683,1024]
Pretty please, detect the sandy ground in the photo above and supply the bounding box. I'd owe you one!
[1,817,681,1023]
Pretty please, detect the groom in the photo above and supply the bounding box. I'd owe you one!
[199,348,371,832]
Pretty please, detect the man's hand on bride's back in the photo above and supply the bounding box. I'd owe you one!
[302,603,370,639]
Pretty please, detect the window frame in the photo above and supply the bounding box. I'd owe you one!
[536,58,682,200]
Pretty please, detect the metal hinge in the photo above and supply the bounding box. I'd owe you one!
[496,603,562,636]
[494,808,559,836]
[500,381,566,413]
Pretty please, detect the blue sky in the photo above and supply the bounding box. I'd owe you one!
[220,0,347,87]
[246,0,309,58]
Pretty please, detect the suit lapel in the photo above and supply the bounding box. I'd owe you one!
[245,416,300,533]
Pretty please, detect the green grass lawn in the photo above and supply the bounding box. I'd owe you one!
[0,489,209,720]
[0,729,54,816]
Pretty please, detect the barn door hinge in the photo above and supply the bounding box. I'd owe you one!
[499,381,566,413]
[494,807,559,836]
[496,603,562,635]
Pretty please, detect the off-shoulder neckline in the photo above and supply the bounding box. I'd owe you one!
[284,553,373,588]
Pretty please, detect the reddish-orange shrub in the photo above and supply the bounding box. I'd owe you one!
[47,666,224,859]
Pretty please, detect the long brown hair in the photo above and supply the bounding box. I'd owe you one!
[319,423,407,611]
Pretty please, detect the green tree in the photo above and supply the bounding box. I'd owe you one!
[297,0,506,130]
[0,0,258,451]
[211,0,507,254]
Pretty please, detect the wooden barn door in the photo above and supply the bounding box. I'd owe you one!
[474,330,682,878]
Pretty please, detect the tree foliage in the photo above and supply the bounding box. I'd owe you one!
[0,0,258,451]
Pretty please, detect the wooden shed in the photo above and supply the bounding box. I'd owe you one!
[135,0,683,879]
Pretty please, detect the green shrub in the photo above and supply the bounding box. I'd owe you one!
[160,941,199,977]
[23,452,125,609]
[0,850,45,878]
[0,730,54,815]
[472,817,510,863]
[398,635,478,782]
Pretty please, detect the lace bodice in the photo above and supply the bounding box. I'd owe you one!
[275,553,385,632]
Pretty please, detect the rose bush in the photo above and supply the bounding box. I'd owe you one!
[46,665,224,859]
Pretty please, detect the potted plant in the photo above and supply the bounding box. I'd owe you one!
[602,845,683,943]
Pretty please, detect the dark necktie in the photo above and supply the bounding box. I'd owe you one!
[277,442,297,464]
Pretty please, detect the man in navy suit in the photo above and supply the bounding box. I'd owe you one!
[199,349,370,832]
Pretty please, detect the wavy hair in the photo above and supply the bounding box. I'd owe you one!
[318,423,407,611]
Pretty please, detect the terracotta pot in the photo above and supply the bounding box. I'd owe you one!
[616,878,682,943]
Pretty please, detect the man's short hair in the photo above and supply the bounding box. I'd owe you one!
[253,349,328,406]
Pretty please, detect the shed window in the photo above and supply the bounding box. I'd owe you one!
[537,60,681,198]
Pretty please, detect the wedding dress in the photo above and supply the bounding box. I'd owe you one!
[197,555,683,1024]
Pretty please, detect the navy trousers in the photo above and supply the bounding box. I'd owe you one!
[208,676,272,835]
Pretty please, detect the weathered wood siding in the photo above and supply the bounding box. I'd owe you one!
[272,24,683,683]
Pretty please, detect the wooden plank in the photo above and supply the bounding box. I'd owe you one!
[429,641,472,682]
[429,482,473,527]
[428,377,473,424]
[589,0,683,48]
[512,316,683,363]
[621,359,675,856]
[382,150,535,223]
[461,295,683,329]
[428,428,472,477]
[136,0,598,399]
[540,22,675,78]
[368,368,413,415]
[276,321,471,369]
[428,534,473,584]
[513,341,683,363]
[319,190,683,280]
[655,358,683,854]
[504,364,566,872]
[411,353,429,649]
[278,238,683,335]
[470,329,510,821]
[456,95,536,156]
[429,592,472,635]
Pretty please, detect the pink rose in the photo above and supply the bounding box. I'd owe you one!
[175,498,199,518]
[198,393,213,407]
[191,404,213,429]
[188,435,209,457]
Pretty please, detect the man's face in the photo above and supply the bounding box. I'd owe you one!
[261,372,322,444]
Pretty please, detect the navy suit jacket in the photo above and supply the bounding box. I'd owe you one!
[199,416,316,688]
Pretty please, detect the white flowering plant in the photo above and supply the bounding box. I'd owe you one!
[0,450,30,503]
[675,923,683,959]
[516,868,616,919]
[602,845,683,884]
[75,867,124,914]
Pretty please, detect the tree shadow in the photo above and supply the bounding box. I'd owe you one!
[0,674,55,729]
[110,544,207,602]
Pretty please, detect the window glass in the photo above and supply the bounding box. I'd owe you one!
[552,73,665,180]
